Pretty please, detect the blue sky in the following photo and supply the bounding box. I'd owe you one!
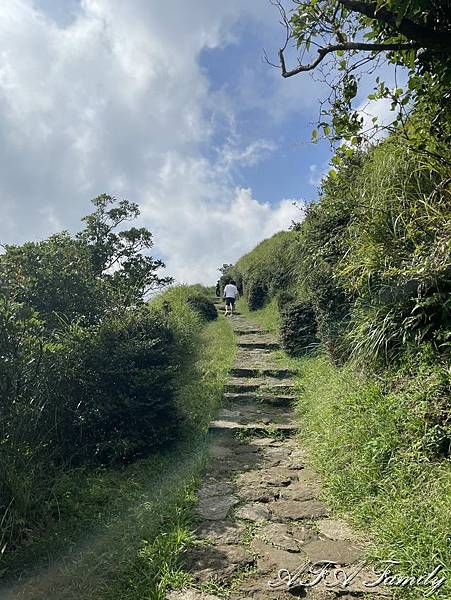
[0,1,363,283]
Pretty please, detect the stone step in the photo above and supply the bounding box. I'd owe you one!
[226,378,296,394]
[209,420,296,435]
[237,341,280,350]
[223,392,294,407]
[217,405,292,418]
[230,367,296,379]
[235,329,264,335]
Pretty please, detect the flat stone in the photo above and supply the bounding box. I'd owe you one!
[196,521,244,544]
[235,575,295,599]
[251,438,277,446]
[278,482,321,501]
[237,468,294,488]
[263,447,292,460]
[237,485,277,503]
[255,523,299,552]
[252,538,307,574]
[183,544,253,581]
[167,590,222,600]
[195,494,239,520]
[301,539,363,565]
[316,519,358,541]
[235,502,272,522]
[197,482,234,499]
[271,500,329,520]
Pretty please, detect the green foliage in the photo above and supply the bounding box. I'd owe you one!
[279,300,319,356]
[234,231,295,310]
[77,194,172,304]
[0,233,111,329]
[292,351,451,598]
[48,309,180,465]
[0,316,235,599]
[339,138,451,364]
[186,295,217,322]
[0,198,211,552]
[284,0,451,145]
[246,278,268,310]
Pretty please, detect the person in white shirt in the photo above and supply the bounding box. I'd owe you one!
[223,280,239,316]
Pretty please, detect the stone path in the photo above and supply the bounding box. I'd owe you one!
[168,304,390,600]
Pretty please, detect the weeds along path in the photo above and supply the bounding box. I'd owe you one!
[169,301,389,600]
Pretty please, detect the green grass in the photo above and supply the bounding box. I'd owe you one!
[236,297,280,334]
[0,316,236,600]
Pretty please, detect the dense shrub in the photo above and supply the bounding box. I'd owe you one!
[186,295,217,322]
[246,278,268,310]
[47,309,180,465]
[0,198,209,549]
[279,300,319,356]
[234,231,295,311]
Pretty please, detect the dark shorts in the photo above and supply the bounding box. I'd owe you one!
[225,297,236,306]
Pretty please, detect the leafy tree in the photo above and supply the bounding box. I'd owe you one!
[77,194,173,305]
[0,195,172,328]
[272,0,451,143]
[0,233,110,329]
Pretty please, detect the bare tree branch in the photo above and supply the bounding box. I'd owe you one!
[279,41,420,77]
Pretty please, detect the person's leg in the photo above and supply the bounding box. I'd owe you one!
[224,298,229,315]
[230,298,235,315]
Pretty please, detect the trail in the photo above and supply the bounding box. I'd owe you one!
[169,302,389,600]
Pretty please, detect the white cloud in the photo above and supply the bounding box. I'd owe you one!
[0,0,303,283]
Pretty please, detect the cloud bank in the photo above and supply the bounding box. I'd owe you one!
[0,0,304,283]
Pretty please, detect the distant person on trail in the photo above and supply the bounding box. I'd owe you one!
[223,280,239,316]
[215,281,221,297]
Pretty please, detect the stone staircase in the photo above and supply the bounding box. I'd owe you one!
[168,303,389,600]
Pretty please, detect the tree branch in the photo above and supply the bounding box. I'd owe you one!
[279,41,419,77]
[338,0,451,50]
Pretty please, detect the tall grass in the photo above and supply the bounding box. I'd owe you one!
[236,297,280,334]
[295,354,450,600]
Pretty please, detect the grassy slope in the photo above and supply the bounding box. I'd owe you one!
[243,306,451,600]
[0,317,236,600]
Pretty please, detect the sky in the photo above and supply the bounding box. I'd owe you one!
[0,0,393,284]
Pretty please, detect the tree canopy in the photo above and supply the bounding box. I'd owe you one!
[273,0,451,144]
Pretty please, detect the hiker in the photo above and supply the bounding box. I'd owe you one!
[223,280,239,316]
[215,281,221,297]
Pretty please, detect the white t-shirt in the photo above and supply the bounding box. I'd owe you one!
[224,284,238,298]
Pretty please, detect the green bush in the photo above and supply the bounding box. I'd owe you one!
[279,300,318,356]
[47,309,180,465]
[246,278,268,310]
[186,295,217,322]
